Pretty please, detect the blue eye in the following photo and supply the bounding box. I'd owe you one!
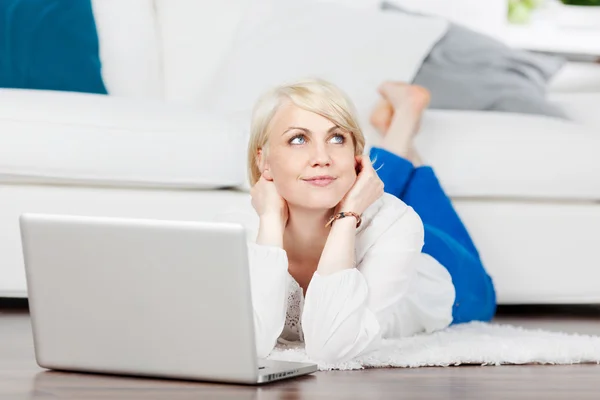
[289,135,306,145]
[330,134,345,144]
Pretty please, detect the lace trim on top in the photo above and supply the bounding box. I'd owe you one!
[278,275,305,343]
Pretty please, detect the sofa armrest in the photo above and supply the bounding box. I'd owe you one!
[0,89,245,189]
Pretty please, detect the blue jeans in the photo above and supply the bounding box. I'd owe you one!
[371,147,497,324]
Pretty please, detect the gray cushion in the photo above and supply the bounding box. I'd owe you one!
[382,1,568,119]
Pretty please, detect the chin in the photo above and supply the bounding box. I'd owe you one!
[287,191,342,211]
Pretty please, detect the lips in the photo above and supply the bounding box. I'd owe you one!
[302,176,336,187]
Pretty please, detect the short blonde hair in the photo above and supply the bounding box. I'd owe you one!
[247,78,365,186]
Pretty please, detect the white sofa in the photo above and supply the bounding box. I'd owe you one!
[2,0,600,304]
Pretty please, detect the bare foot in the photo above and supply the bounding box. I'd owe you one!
[375,81,430,163]
[378,81,430,134]
[371,81,427,134]
[370,98,393,134]
[378,81,430,112]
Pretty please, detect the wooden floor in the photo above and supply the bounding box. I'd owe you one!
[2,301,600,400]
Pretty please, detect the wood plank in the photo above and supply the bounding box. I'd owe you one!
[2,306,600,400]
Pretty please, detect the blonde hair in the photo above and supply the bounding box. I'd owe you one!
[247,78,365,186]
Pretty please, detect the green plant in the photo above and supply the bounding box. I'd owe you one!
[560,0,600,5]
[508,0,545,24]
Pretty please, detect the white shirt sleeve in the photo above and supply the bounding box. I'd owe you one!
[213,208,290,358]
[246,242,289,359]
[301,207,425,364]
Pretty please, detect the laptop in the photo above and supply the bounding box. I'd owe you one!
[19,213,317,385]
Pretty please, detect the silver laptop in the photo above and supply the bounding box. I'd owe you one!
[19,213,317,385]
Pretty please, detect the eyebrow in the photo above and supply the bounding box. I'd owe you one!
[282,126,341,136]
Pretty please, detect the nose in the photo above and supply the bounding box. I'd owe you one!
[309,141,332,167]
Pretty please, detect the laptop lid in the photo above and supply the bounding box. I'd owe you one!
[20,213,260,383]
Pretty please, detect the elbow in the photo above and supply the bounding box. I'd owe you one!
[304,326,378,365]
[302,303,382,365]
[305,338,353,365]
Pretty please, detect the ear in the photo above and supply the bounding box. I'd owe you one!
[256,148,272,179]
[263,169,273,181]
[256,149,264,172]
[355,155,362,175]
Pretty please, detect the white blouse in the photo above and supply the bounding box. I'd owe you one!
[219,193,455,364]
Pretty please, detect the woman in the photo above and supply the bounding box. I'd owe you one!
[243,78,496,364]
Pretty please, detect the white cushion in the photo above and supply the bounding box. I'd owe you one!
[154,0,252,104]
[0,90,245,189]
[410,110,600,200]
[206,0,448,126]
[91,0,164,99]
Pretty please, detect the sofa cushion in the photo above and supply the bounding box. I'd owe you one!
[154,0,252,104]
[0,89,245,189]
[409,110,600,201]
[91,0,163,99]
[0,0,107,94]
[207,0,448,127]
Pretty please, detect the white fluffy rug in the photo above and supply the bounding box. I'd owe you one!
[266,322,600,370]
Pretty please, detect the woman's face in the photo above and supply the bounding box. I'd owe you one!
[259,100,358,210]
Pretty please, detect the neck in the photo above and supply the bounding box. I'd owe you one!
[284,205,334,255]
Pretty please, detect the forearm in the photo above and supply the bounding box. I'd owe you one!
[247,243,289,358]
[317,217,357,276]
[302,269,381,364]
[256,214,285,248]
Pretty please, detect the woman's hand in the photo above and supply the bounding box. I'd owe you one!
[318,156,382,275]
[251,172,289,247]
[251,172,289,224]
[337,156,384,215]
